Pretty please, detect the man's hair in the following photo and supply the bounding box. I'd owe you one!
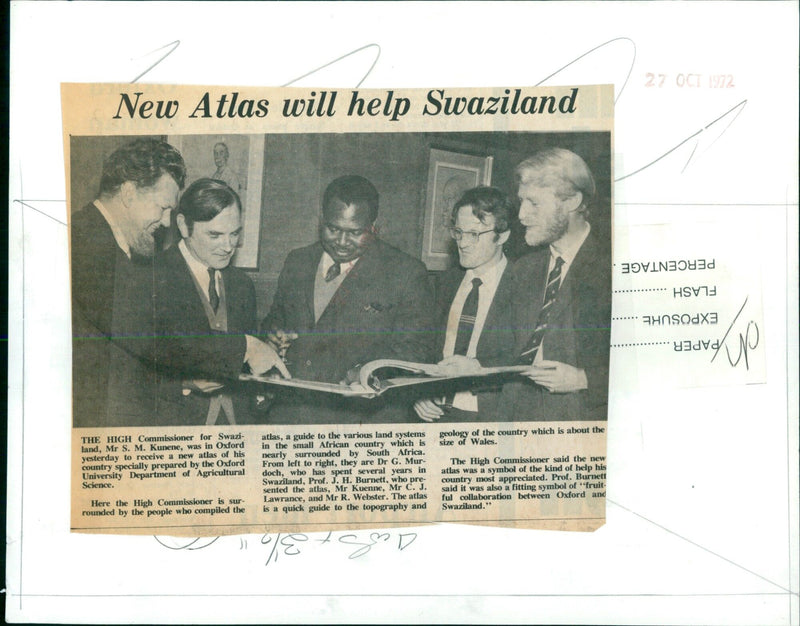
[178,178,241,232]
[214,142,229,157]
[452,186,515,234]
[322,175,379,224]
[516,148,595,215]
[99,139,186,196]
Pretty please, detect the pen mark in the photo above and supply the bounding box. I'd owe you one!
[724,320,759,370]
[12,200,67,226]
[130,40,181,83]
[712,296,759,371]
[608,499,792,593]
[283,43,381,88]
[616,99,747,182]
[153,536,220,551]
[710,297,748,365]
[536,37,636,104]
[681,99,748,173]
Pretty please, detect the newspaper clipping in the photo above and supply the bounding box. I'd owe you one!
[65,83,613,535]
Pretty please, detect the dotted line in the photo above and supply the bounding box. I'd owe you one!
[613,288,668,293]
[611,341,670,348]
[612,316,639,320]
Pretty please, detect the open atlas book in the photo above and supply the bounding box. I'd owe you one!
[240,359,529,398]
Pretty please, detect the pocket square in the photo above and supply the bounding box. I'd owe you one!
[363,301,391,313]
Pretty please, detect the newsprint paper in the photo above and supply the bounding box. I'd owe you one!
[64,83,613,535]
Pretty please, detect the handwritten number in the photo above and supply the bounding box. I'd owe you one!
[261,533,281,566]
[281,533,308,556]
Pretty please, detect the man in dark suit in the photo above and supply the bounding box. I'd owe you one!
[413,186,516,423]
[493,148,611,421]
[154,178,262,425]
[263,174,435,424]
[71,139,287,427]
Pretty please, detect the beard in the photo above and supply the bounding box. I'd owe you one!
[524,209,569,247]
[129,227,157,257]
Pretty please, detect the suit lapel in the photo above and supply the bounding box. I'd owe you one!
[477,263,511,358]
[303,245,323,328]
[517,248,550,349]
[171,246,213,330]
[315,241,378,328]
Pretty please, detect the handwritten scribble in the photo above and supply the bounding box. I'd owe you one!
[153,536,220,551]
[711,296,760,370]
[537,37,636,104]
[130,40,180,83]
[283,44,381,89]
[616,99,747,182]
[254,530,418,566]
[725,320,759,370]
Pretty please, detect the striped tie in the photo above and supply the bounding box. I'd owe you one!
[454,277,482,356]
[519,256,564,364]
[442,277,482,409]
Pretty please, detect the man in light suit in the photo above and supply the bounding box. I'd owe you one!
[71,139,287,427]
[263,174,435,424]
[154,178,263,425]
[413,186,517,423]
[494,148,611,421]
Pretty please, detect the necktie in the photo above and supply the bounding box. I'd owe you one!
[208,268,219,313]
[325,261,342,282]
[454,277,482,356]
[442,277,482,409]
[519,256,564,364]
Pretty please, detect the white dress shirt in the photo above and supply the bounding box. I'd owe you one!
[178,239,221,302]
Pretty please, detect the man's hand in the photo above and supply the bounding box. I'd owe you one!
[187,379,225,394]
[436,355,483,376]
[245,335,291,379]
[265,329,298,358]
[523,360,587,393]
[413,398,446,422]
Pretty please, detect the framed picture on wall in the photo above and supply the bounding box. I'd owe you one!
[167,134,265,270]
[421,148,493,270]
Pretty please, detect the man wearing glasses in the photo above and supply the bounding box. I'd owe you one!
[413,186,517,422]
[262,174,434,424]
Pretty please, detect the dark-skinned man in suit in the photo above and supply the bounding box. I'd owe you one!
[263,174,434,424]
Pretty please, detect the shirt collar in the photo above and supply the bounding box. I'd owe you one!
[93,199,131,258]
[467,253,508,278]
[551,222,590,266]
[321,251,359,276]
[179,239,216,289]
[466,252,507,285]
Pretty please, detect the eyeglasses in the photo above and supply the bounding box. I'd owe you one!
[449,227,495,244]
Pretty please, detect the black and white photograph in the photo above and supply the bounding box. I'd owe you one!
[69,130,612,428]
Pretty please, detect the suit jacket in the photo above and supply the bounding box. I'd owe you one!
[70,203,249,427]
[425,262,516,421]
[153,245,258,425]
[71,203,156,427]
[492,231,611,422]
[263,239,435,423]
